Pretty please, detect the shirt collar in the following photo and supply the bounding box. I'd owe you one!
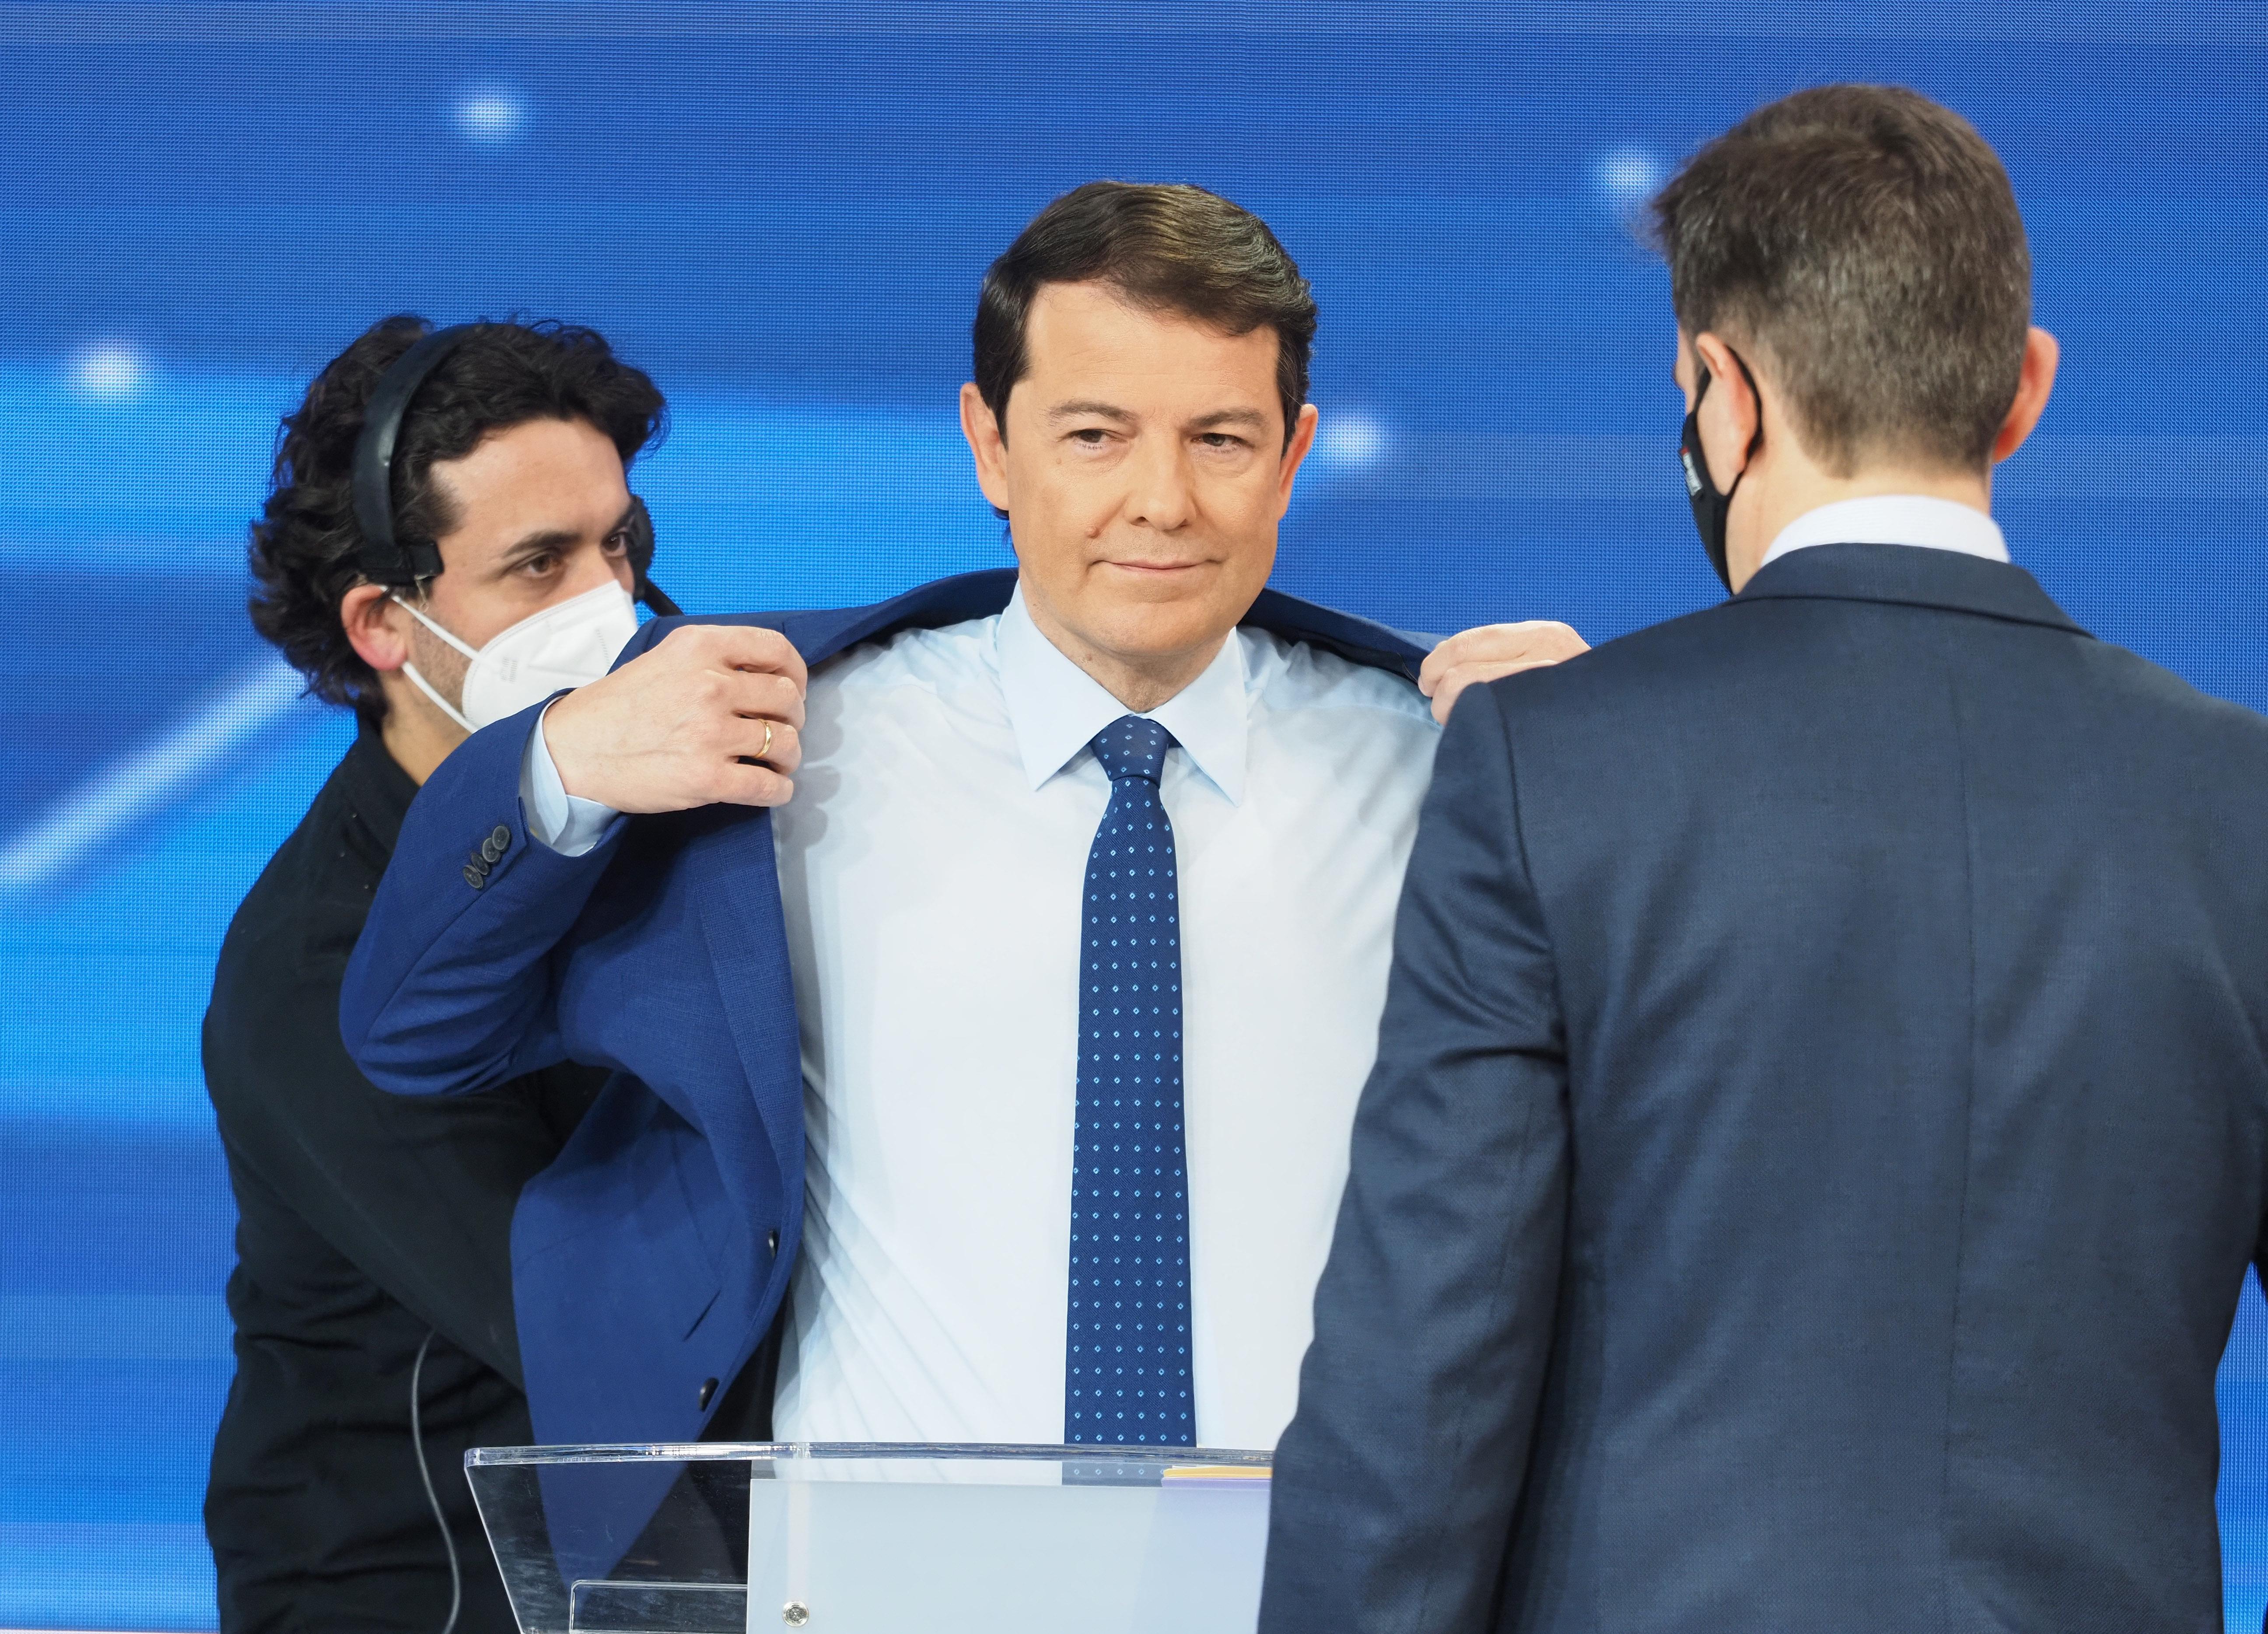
[1759,494,2010,572]
[994,583,1249,805]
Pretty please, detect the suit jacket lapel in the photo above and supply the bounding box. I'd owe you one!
[672,803,805,1285]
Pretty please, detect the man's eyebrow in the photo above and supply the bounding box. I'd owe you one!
[497,528,577,565]
[1187,408,1269,431]
[1045,400,1137,424]
[496,502,637,568]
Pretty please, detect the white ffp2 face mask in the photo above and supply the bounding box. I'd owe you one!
[392,581,640,733]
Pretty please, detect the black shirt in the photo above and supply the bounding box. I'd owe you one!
[201,722,608,1633]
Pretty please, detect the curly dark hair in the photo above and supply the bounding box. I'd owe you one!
[248,315,667,721]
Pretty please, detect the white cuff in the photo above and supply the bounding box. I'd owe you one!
[522,700,621,857]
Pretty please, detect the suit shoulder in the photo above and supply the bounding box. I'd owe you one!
[2076,637,2268,759]
[1483,596,2268,784]
[1475,601,1737,719]
[1240,628,1436,753]
[813,610,999,697]
[627,570,1019,666]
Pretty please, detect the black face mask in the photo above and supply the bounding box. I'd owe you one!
[1679,350,1764,591]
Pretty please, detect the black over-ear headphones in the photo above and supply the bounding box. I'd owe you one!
[350,321,680,615]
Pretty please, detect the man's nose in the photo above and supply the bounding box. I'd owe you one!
[1122,436,1194,533]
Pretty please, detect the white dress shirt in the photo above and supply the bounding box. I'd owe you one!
[1757,493,2009,571]
[527,588,1439,1449]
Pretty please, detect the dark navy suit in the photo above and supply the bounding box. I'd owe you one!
[340,567,1428,1554]
[1261,545,2268,1633]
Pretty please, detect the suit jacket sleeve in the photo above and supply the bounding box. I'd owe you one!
[1260,680,1572,1634]
[340,697,627,1098]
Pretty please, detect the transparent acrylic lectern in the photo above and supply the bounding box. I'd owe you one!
[466,1442,1274,1634]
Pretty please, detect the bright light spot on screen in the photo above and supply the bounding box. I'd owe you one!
[454,82,527,145]
[69,339,153,401]
[1593,145,1664,213]
[1317,411,1390,471]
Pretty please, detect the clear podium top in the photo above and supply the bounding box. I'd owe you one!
[466,1442,1275,1634]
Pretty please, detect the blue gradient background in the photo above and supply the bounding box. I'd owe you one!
[0,3,2264,1627]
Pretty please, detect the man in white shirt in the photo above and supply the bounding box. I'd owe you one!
[342,182,1586,1480]
[766,577,1440,1449]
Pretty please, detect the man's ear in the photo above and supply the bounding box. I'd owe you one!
[1992,327,2060,465]
[1690,330,1761,490]
[1274,403,1320,515]
[341,583,409,674]
[960,382,1011,513]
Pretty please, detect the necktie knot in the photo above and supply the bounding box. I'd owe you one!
[1091,715,1176,786]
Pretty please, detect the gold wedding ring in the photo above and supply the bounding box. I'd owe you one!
[757,719,774,763]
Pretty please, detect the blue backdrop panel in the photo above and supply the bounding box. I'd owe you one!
[0,4,2263,1627]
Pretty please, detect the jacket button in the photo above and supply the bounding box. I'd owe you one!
[462,865,485,890]
[767,1230,780,1254]
[480,836,503,864]
[698,1377,718,1409]
[490,824,512,854]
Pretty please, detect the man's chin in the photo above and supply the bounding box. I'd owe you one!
[1080,591,1250,663]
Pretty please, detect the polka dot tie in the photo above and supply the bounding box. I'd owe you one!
[1064,715,1194,1449]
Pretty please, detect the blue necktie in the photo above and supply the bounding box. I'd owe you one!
[1065,715,1195,1448]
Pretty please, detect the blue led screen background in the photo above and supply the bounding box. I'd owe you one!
[0,3,2264,1626]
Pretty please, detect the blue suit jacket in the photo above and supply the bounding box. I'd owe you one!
[1261,545,2268,1633]
[341,567,1428,1551]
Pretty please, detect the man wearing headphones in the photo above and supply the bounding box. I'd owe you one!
[200,316,706,1632]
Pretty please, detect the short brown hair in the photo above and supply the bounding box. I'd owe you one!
[1649,85,2031,474]
[973,181,1316,446]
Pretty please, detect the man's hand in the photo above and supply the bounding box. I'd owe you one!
[1419,621,1590,726]
[543,624,808,812]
